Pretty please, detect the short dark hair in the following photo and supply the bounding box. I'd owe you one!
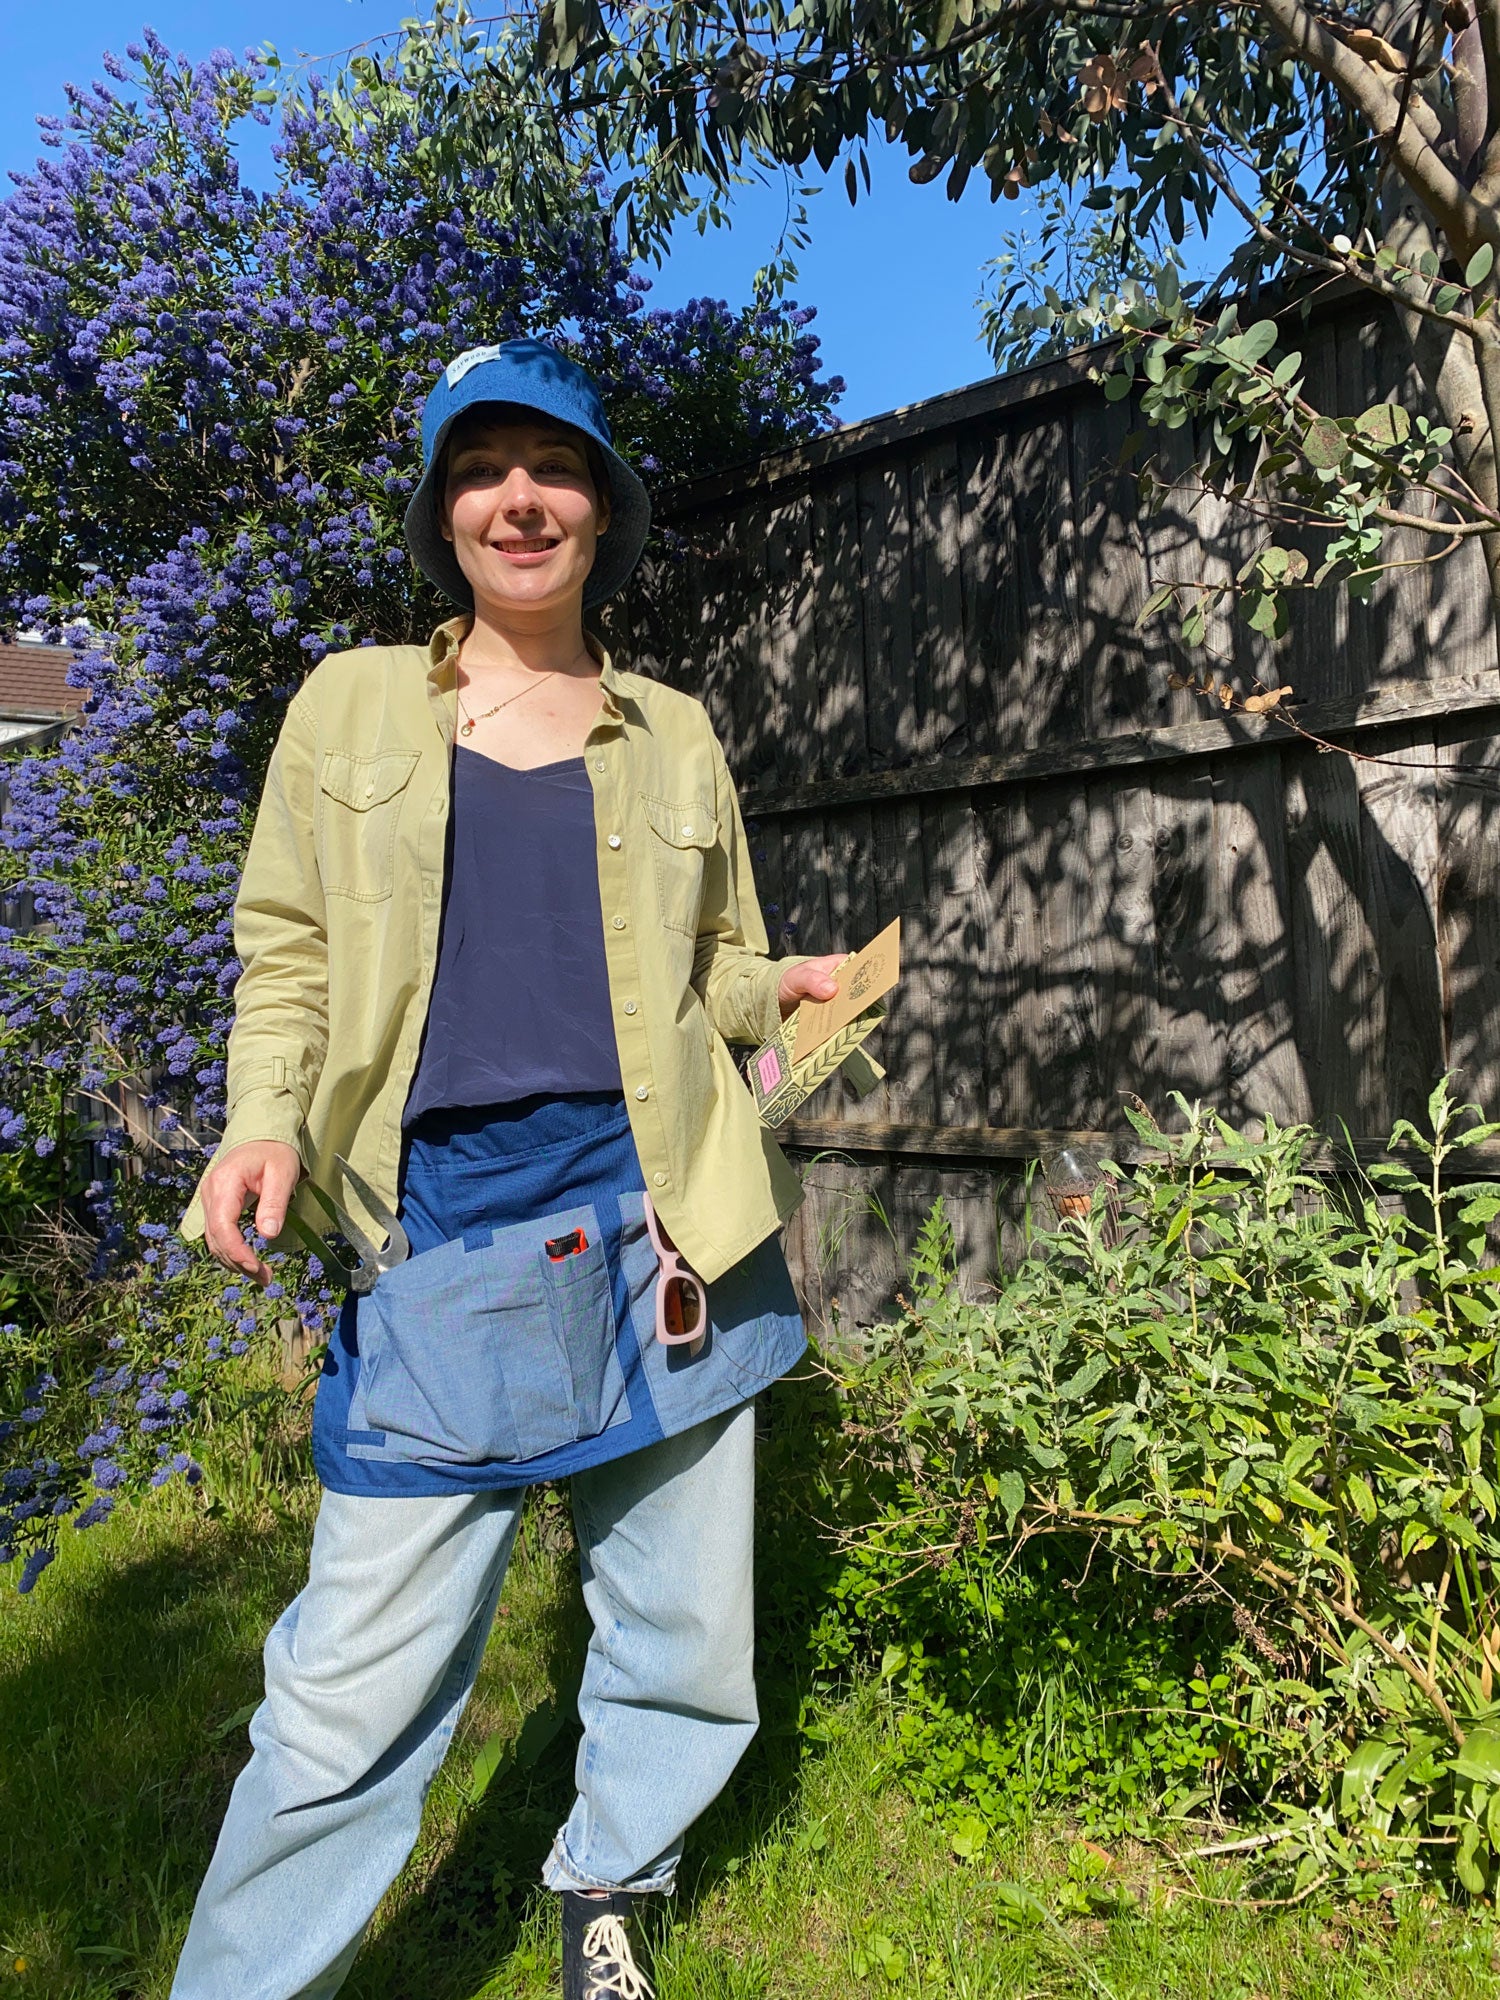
[439,401,611,510]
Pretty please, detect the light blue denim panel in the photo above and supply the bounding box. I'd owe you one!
[347,1203,630,1465]
[617,1193,806,1434]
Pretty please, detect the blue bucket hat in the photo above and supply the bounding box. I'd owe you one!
[403,339,651,611]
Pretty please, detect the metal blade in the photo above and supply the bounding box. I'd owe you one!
[334,1154,410,1286]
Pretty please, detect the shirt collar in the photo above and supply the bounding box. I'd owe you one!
[427,617,624,722]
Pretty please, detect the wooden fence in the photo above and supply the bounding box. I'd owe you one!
[615,287,1500,1325]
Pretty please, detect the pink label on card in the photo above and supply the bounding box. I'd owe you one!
[756,1048,784,1093]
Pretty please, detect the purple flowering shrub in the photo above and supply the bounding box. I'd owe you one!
[0,32,843,1590]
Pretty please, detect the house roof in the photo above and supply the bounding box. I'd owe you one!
[0,641,84,719]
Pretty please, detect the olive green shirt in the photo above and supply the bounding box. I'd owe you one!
[180,619,807,1284]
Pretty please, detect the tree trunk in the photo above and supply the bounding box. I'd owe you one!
[1363,3,1500,655]
[1380,186,1500,649]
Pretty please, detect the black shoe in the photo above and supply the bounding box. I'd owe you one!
[561,1889,655,2000]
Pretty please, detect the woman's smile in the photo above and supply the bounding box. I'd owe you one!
[492,534,561,563]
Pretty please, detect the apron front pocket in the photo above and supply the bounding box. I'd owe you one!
[348,1205,629,1466]
[544,1226,622,1439]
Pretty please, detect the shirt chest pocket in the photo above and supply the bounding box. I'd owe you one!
[641,794,718,938]
[318,750,420,901]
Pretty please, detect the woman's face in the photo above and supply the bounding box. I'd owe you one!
[440,418,610,617]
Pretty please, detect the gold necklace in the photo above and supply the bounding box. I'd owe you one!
[456,668,558,740]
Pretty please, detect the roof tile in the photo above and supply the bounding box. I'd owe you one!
[0,642,84,717]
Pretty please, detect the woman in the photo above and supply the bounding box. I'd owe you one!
[174,338,843,2000]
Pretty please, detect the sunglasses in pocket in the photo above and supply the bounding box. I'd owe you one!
[643,1195,708,1355]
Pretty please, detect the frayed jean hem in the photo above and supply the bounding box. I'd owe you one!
[541,1833,677,1897]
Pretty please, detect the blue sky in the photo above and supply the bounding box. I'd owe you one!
[3,1,1031,423]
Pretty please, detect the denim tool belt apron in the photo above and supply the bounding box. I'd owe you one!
[312,1094,806,1496]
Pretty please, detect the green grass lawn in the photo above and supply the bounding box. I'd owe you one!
[2,1481,1499,2000]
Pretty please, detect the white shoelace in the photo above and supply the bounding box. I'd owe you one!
[582,1912,655,2000]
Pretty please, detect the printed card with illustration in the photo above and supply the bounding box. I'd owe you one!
[790,918,902,1063]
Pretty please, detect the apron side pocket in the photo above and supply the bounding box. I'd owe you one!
[543,1222,630,1440]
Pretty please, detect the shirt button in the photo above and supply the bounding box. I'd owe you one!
[653,1171,667,1187]
[364,783,375,799]
[635,1085,650,1101]
[607,834,622,850]
[594,758,606,773]
[681,824,694,839]
[612,915,627,931]
[623,1000,638,1015]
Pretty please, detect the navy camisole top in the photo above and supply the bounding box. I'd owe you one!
[404,748,622,1126]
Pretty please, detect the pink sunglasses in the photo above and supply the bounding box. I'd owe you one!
[643,1196,707,1354]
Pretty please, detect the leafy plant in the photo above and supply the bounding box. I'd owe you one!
[814,1078,1500,1898]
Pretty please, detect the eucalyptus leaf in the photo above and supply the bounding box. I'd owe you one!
[1353,402,1412,449]
[1303,416,1348,469]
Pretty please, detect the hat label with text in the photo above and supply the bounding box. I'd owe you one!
[444,345,504,388]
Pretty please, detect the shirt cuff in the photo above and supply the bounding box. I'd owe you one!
[723,954,809,1046]
[177,1094,308,1243]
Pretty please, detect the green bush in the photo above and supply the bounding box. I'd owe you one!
[806,1080,1500,1899]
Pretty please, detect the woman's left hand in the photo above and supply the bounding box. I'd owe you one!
[777,954,846,1019]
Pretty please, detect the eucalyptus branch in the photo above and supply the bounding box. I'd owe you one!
[1147,458,1496,537]
[1351,0,1438,242]
[1187,90,1493,344]
[1264,699,1495,775]
[1153,70,1492,344]
[1372,505,1488,533]
[1259,0,1498,255]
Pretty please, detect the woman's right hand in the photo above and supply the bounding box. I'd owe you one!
[200,1140,304,1286]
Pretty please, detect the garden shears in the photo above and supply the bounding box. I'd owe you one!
[286,1155,410,1296]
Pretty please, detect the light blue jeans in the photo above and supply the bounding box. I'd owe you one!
[171,1405,758,2000]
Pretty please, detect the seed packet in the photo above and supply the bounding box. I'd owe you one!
[748,918,900,1128]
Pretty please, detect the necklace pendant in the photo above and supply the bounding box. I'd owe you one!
[459,718,474,738]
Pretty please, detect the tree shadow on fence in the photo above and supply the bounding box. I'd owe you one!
[645,315,1494,1329]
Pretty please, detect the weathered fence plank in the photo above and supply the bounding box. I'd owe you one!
[1354,727,1447,1129]
[1284,747,1384,1134]
[1439,726,1500,1116]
